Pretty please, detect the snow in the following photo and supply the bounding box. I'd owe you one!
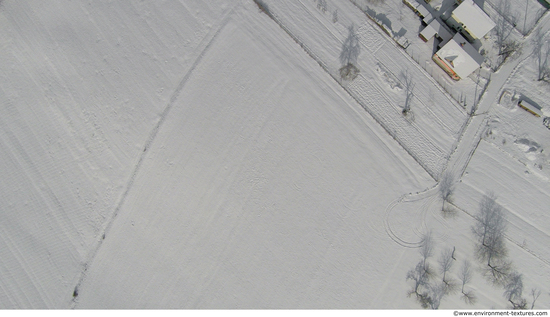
[435,33,485,80]
[482,0,547,35]
[74,7,432,308]
[0,0,549,310]
[0,0,235,308]
[452,0,496,40]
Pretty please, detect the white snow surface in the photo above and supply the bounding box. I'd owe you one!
[75,5,433,308]
[0,0,549,309]
[436,33,485,80]
[452,0,496,39]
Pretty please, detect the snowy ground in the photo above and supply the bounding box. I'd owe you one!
[492,29,550,182]
[0,0,235,307]
[481,0,547,36]
[262,0,469,178]
[74,4,434,308]
[0,0,549,310]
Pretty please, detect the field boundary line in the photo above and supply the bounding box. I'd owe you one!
[70,9,235,308]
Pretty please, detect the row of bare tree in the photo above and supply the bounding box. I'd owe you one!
[471,193,542,309]
[407,231,477,309]
[407,179,543,309]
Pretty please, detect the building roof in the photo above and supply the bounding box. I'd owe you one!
[435,33,484,79]
[452,0,495,39]
[519,99,543,117]
[420,19,453,43]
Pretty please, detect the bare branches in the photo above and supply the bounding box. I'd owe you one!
[439,171,456,215]
[407,232,438,308]
[420,231,435,265]
[504,271,527,309]
[438,248,459,298]
[428,282,447,309]
[339,24,361,81]
[340,64,360,81]
[458,260,477,305]
[532,28,550,82]
[491,0,520,69]
[494,0,517,55]
[458,260,472,292]
[400,70,415,116]
[438,248,454,285]
[530,288,541,309]
[407,260,433,295]
[472,193,512,286]
[340,24,360,66]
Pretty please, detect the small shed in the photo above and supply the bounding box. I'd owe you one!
[518,99,543,117]
[403,0,430,18]
[420,19,453,43]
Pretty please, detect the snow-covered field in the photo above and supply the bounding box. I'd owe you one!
[74,5,434,308]
[0,0,234,307]
[261,0,469,178]
[0,0,549,310]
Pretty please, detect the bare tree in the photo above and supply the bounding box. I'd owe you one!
[428,282,448,309]
[480,257,512,286]
[339,24,361,81]
[340,24,360,66]
[439,171,455,213]
[458,260,477,305]
[472,193,510,284]
[438,248,456,290]
[419,231,435,265]
[332,9,338,23]
[407,260,433,297]
[532,28,550,82]
[401,70,415,117]
[504,271,527,309]
[317,0,327,13]
[407,231,437,308]
[493,0,520,68]
[530,288,541,309]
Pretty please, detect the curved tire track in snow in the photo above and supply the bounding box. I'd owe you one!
[70,10,235,308]
[383,184,439,248]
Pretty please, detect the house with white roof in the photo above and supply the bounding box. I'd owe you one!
[449,0,495,41]
[432,33,484,80]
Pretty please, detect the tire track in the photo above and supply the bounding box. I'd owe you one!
[70,9,234,308]
[384,184,439,248]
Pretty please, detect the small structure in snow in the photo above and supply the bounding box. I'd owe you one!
[518,99,543,117]
[403,0,430,19]
[420,19,453,43]
[433,33,484,80]
[449,0,495,41]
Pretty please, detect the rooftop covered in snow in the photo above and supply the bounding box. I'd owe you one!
[451,0,496,40]
[434,33,485,80]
